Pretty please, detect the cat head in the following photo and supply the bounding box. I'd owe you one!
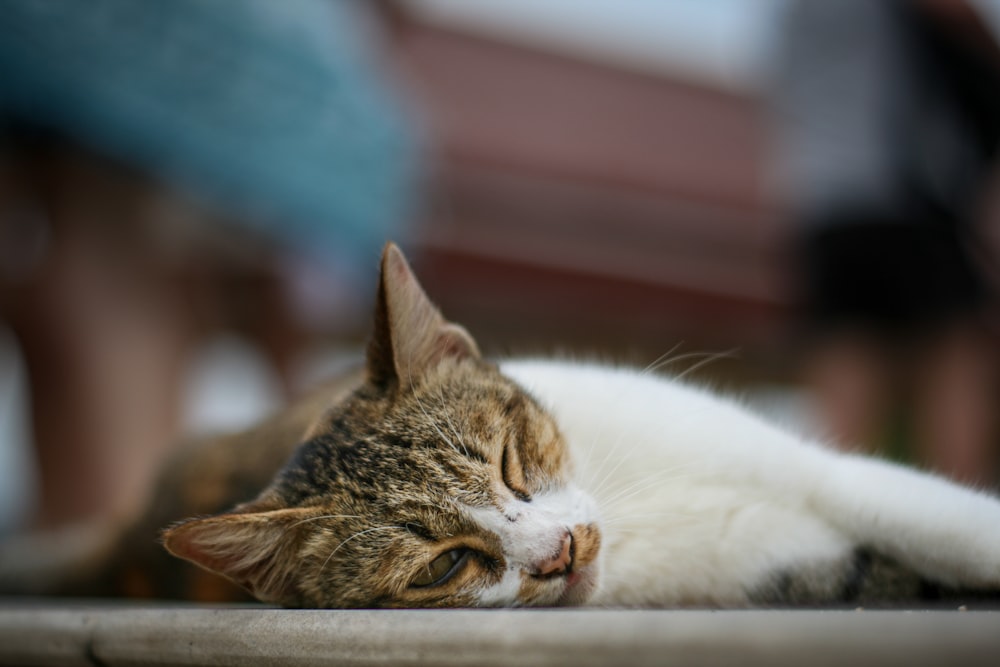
[162,243,602,608]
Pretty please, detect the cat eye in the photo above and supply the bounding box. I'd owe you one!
[502,444,532,502]
[411,549,471,588]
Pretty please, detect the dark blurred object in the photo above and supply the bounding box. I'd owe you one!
[769,0,1000,484]
[0,0,419,530]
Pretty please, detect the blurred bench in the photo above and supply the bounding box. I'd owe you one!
[393,25,792,360]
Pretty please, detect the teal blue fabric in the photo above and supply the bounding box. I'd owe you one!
[0,0,419,277]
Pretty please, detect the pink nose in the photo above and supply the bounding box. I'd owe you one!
[535,531,573,577]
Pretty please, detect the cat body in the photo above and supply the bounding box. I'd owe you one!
[502,359,1000,606]
[3,243,999,608]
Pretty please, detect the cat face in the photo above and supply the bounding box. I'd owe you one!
[162,244,603,607]
[267,360,602,608]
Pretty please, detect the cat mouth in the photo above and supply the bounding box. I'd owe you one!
[554,564,597,606]
[554,522,601,605]
[519,526,600,606]
[550,530,602,606]
[530,531,576,580]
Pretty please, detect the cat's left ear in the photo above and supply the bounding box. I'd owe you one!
[367,242,480,387]
[161,506,316,606]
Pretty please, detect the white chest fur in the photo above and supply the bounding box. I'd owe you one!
[500,359,1000,606]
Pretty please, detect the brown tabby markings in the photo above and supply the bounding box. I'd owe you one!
[161,244,601,608]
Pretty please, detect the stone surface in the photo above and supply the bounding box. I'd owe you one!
[1,601,999,666]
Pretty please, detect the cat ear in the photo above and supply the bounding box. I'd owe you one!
[367,242,480,387]
[161,506,315,606]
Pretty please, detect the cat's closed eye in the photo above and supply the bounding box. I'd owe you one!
[411,548,471,588]
[501,444,532,502]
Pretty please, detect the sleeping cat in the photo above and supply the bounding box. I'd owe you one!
[4,243,1000,607]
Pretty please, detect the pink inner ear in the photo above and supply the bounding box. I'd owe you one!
[163,509,305,577]
[375,243,481,382]
[435,323,480,362]
[162,517,247,575]
[162,508,317,604]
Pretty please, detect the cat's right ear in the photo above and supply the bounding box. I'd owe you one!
[366,242,480,388]
[161,507,315,606]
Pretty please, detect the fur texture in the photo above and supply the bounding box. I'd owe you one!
[4,243,999,608]
[501,358,1000,606]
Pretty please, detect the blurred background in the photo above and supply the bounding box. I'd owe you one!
[1,0,999,536]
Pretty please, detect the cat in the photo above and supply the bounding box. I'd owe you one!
[4,242,1000,608]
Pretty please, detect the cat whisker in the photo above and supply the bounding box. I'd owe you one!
[572,346,692,487]
[580,345,736,493]
[583,422,654,499]
[413,384,468,458]
[601,492,704,526]
[434,379,474,458]
[586,437,652,500]
[581,400,681,495]
[288,514,363,530]
[403,348,468,458]
[586,395,730,498]
[672,348,740,382]
[581,346,740,496]
[579,433,649,497]
[601,511,702,527]
[598,477,691,512]
[579,406,636,491]
[320,525,400,573]
[641,348,734,379]
[637,342,688,377]
[586,434,696,501]
[595,461,707,507]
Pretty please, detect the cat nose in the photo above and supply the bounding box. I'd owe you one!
[534,530,573,577]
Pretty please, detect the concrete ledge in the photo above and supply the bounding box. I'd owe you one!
[1,601,998,667]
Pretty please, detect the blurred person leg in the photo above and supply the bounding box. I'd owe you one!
[0,0,421,532]
[771,0,1000,480]
[803,332,890,454]
[913,322,997,487]
[1,145,196,528]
